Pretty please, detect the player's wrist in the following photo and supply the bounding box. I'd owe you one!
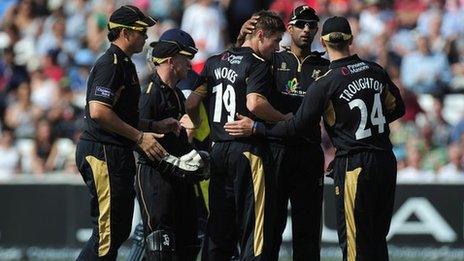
[136,131,144,145]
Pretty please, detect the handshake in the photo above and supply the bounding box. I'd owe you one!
[155,149,211,182]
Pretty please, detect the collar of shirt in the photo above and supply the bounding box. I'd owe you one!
[329,54,361,69]
[109,43,131,63]
[151,72,173,90]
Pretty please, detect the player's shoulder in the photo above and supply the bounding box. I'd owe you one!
[362,59,386,74]
[313,69,333,83]
[309,51,330,65]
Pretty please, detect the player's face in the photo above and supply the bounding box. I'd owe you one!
[128,28,148,54]
[172,54,190,80]
[289,20,318,49]
[259,32,283,60]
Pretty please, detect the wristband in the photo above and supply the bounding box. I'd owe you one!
[252,121,258,134]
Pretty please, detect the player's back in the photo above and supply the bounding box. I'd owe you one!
[319,55,404,156]
[200,47,271,142]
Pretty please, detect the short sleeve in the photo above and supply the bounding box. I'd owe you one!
[88,59,123,106]
[246,60,271,97]
[139,83,160,121]
[192,61,209,98]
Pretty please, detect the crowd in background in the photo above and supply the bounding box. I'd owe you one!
[0,0,463,182]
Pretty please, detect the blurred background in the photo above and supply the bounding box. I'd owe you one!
[0,0,463,260]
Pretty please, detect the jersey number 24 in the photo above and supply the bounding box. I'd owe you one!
[349,93,386,140]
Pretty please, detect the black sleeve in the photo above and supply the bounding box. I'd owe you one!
[263,80,328,138]
[88,59,123,106]
[382,71,405,123]
[246,60,271,97]
[195,61,208,88]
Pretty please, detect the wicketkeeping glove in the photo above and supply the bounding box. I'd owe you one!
[156,149,211,182]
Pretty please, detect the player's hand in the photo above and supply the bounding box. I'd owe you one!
[284,112,293,120]
[180,114,197,143]
[224,113,254,137]
[236,15,259,46]
[138,132,167,161]
[157,118,181,136]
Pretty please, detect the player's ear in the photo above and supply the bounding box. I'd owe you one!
[287,24,293,33]
[320,38,326,48]
[257,29,264,42]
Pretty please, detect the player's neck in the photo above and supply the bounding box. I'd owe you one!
[157,67,177,88]
[327,49,351,62]
[242,39,261,57]
[112,40,134,57]
[290,43,312,61]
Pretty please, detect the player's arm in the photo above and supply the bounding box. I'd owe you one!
[88,61,166,160]
[138,88,181,135]
[382,72,405,123]
[226,81,327,138]
[246,93,290,122]
[246,60,291,122]
[186,84,207,128]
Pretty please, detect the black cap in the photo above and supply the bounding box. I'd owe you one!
[149,29,198,65]
[289,5,319,23]
[108,5,157,31]
[321,16,352,42]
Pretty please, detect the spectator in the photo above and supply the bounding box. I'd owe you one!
[30,118,58,174]
[181,0,227,72]
[438,142,464,181]
[397,138,435,182]
[0,128,20,179]
[4,81,42,139]
[401,34,452,94]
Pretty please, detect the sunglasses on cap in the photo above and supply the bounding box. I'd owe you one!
[291,20,318,30]
[108,22,148,35]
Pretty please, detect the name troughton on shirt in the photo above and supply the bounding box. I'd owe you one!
[339,77,385,102]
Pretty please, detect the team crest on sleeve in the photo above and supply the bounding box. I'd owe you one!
[95,86,114,99]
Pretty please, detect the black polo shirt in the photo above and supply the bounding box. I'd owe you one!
[269,48,330,144]
[81,44,141,147]
[194,47,271,142]
[138,73,191,163]
[261,55,405,156]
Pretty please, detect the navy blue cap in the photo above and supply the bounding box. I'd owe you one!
[149,29,198,62]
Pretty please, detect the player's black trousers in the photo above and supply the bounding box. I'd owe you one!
[135,163,200,261]
[75,139,136,260]
[266,143,324,261]
[203,141,274,261]
[332,150,397,261]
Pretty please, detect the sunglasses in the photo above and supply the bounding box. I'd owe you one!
[292,20,318,30]
[108,22,147,35]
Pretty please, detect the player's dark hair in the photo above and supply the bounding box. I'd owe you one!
[107,28,122,42]
[252,10,286,38]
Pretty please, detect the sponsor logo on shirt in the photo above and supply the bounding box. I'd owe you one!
[284,77,305,97]
[341,62,369,75]
[221,53,243,64]
[95,86,114,99]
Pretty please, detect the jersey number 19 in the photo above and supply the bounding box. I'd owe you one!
[349,93,386,140]
[213,83,236,123]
